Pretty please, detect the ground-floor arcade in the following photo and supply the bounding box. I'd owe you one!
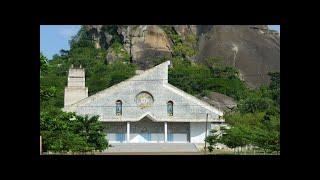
[104,116,214,144]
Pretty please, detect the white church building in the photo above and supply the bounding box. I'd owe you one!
[63,61,224,144]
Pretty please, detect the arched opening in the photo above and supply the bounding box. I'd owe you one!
[130,115,164,143]
[167,101,173,116]
[116,100,122,116]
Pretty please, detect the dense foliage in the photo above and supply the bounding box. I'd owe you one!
[205,72,280,153]
[161,25,197,58]
[40,53,56,102]
[40,109,108,153]
[168,57,248,101]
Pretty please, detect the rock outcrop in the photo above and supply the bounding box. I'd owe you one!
[124,25,172,69]
[82,25,280,88]
[172,25,197,40]
[197,25,280,88]
[201,92,237,112]
[83,25,110,49]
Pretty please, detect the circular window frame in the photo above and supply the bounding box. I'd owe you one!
[135,91,154,109]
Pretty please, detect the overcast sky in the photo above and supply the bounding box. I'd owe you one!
[40,25,280,60]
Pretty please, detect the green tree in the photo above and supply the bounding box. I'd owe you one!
[72,115,108,152]
[219,125,252,149]
[161,25,197,58]
[173,42,197,58]
[40,53,58,104]
[238,96,273,113]
[40,53,48,75]
[169,57,247,100]
[108,41,131,63]
[41,130,91,153]
[101,25,123,45]
[40,110,109,153]
[205,126,228,152]
[203,57,224,68]
[205,72,280,153]
[268,72,280,106]
[69,26,95,49]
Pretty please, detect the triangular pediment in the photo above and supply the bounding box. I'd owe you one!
[137,112,158,122]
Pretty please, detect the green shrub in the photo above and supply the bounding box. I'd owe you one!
[40,110,108,153]
[206,72,280,153]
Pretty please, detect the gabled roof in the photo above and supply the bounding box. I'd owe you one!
[64,61,169,109]
[163,83,223,116]
[63,60,223,116]
[137,112,158,122]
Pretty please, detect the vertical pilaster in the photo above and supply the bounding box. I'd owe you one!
[127,122,130,143]
[40,136,42,155]
[164,122,167,142]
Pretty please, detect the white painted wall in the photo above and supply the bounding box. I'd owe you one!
[151,134,165,143]
[108,122,216,144]
[190,122,212,143]
[107,133,126,143]
[130,133,165,143]
[110,133,189,143]
[170,133,188,143]
[64,68,88,107]
[130,133,145,143]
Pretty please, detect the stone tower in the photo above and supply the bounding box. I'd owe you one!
[64,65,88,107]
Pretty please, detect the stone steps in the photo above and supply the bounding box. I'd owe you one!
[105,143,199,152]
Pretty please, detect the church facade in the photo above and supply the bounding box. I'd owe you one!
[63,61,224,144]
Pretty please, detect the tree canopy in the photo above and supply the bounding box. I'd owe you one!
[205,72,280,153]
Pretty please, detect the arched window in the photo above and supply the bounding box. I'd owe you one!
[167,101,173,116]
[116,100,122,116]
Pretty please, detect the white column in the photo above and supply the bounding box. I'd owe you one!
[164,122,167,143]
[40,136,42,155]
[127,122,130,143]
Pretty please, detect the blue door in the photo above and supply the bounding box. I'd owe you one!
[116,133,125,142]
[142,133,151,141]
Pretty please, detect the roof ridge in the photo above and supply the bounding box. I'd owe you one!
[163,83,223,116]
[63,61,170,109]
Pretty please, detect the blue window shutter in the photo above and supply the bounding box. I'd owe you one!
[168,134,173,141]
[147,133,151,141]
[116,133,125,142]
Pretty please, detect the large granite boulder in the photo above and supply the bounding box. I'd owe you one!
[82,25,280,88]
[201,92,237,112]
[197,25,280,88]
[125,25,173,69]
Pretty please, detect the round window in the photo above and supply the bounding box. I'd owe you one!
[135,91,154,109]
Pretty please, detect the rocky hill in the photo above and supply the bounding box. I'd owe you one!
[82,25,280,88]
[197,25,280,88]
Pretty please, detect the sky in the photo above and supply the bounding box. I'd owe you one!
[40,25,81,60]
[40,25,280,60]
[269,25,280,32]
